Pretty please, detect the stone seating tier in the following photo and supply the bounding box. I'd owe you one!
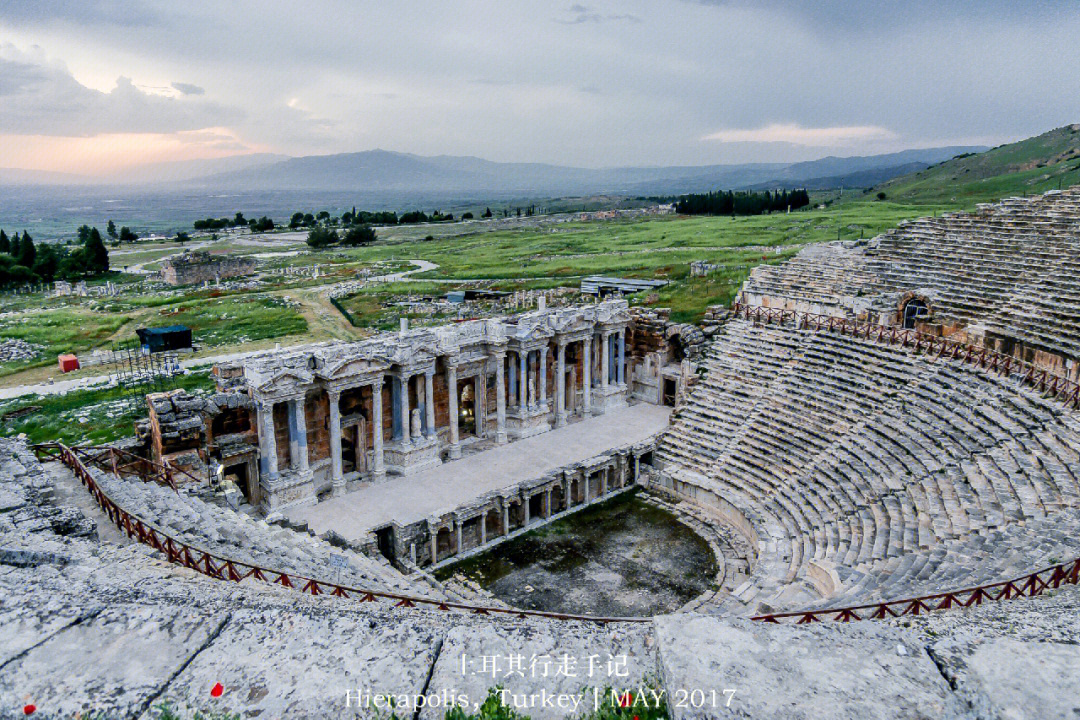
[656,319,1080,615]
[89,467,437,598]
[738,187,1080,365]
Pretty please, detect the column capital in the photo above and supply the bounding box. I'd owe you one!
[326,387,341,401]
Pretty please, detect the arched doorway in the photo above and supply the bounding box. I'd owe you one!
[459,381,476,437]
[550,484,566,514]
[902,298,930,329]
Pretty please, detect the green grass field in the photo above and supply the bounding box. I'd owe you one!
[869,124,1080,207]
[331,200,947,323]
[0,371,216,445]
[154,295,308,347]
[0,309,131,376]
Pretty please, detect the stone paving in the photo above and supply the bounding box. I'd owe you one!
[5,436,1080,717]
[287,402,672,540]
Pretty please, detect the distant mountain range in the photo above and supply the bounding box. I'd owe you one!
[1,146,985,199]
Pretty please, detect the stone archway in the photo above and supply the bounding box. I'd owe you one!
[901,297,930,329]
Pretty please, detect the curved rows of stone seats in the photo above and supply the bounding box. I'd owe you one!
[655,318,1080,616]
[740,187,1080,359]
[86,464,438,599]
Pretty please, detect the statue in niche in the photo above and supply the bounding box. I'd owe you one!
[411,408,422,440]
[528,377,536,408]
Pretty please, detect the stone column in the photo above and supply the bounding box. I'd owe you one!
[544,488,552,518]
[294,396,309,472]
[583,335,593,416]
[371,379,385,480]
[447,363,461,459]
[391,375,402,441]
[501,498,510,534]
[455,517,463,555]
[519,351,527,409]
[287,398,300,468]
[480,511,488,545]
[509,352,518,408]
[258,402,279,480]
[399,374,412,444]
[539,346,548,409]
[429,524,438,565]
[477,372,487,439]
[583,472,591,504]
[424,370,436,440]
[494,352,508,444]
[555,339,567,427]
[523,494,531,525]
[618,328,626,386]
[328,389,344,495]
[601,330,610,388]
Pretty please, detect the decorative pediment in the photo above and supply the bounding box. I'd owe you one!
[255,369,313,395]
[509,322,554,344]
[319,356,387,381]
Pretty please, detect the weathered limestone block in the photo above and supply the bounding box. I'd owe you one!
[0,589,93,666]
[654,614,966,720]
[419,620,659,720]
[155,607,444,720]
[0,604,227,718]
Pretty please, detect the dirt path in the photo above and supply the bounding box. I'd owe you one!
[0,258,436,399]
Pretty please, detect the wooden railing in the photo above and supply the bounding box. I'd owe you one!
[751,557,1080,623]
[731,303,1080,408]
[39,443,207,492]
[36,439,1080,625]
[33,442,650,624]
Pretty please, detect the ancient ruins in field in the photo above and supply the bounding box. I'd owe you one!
[5,188,1080,718]
[159,250,256,286]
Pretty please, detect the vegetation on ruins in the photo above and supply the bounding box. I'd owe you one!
[0,371,214,445]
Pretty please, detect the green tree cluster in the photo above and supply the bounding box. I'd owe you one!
[306,222,378,248]
[0,226,110,286]
[675,188,810,216]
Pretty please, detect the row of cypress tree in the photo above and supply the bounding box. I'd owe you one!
[675,188,811,216]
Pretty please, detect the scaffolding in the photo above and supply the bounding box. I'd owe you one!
[110,339,183,412]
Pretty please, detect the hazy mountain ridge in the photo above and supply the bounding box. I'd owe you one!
[192,146,984,196]
[2,146,985,197]
[869,125,1080,204]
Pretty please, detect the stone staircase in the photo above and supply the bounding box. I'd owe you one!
[656,319,1080,615]
[740,187,1080,362]
[87,466,440,599]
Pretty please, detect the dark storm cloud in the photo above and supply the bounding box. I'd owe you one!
[171,82,205,96]
[0,0,1077,167]
[0,45,241,135]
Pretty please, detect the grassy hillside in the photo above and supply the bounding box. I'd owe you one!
[866,124,1080,207]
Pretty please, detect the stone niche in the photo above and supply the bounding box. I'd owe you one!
[160,251,256,287]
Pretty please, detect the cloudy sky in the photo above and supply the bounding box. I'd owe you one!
[1,0,1078,175]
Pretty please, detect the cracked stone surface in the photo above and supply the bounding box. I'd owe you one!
[149,607,443,720]
[419,620,659,720]
[654,614,969,720]
[0,603,226,719]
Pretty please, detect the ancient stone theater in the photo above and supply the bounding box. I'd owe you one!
[4,188,1080,718]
